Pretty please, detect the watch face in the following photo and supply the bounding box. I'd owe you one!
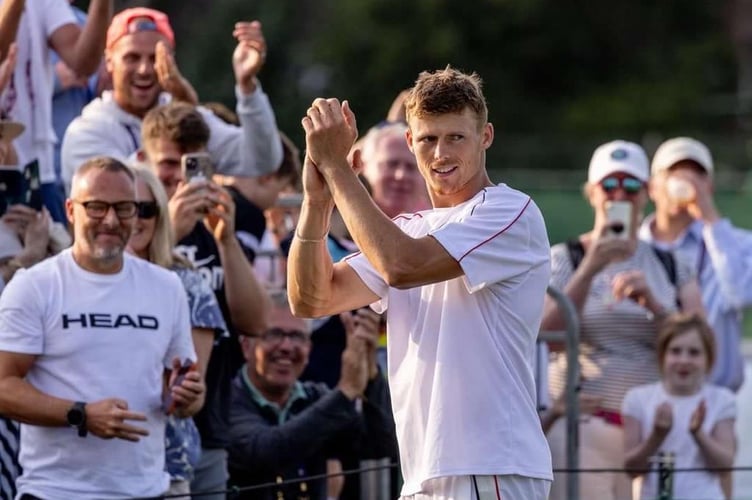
[67,405,85,427]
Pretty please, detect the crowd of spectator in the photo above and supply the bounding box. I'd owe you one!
[0,2,750,500]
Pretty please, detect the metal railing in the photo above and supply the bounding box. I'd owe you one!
[538,285,581,500]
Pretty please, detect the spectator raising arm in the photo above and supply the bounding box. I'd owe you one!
[0,0,23,61]
[48,0,113,77]
[200,21,282,179]
[204,185,269,336]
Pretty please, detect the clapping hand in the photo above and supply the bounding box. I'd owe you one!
[689,399,706,435]
[155,41,198,105]
[653,401,673,441]
[232,21,267,95]
[302,98,359,176]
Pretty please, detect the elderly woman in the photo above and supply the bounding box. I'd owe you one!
[127,165,226,499]
[541,140,704,500]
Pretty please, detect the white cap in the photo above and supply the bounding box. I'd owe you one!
[651,137,713,177]
[588,140,649,184]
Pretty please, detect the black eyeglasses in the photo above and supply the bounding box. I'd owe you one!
[254,327,310,346]
[73,200,138,219]
[137,201,159,220]
[599,176,644,195]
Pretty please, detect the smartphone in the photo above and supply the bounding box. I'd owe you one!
[604,200,632,239]
[0,168,24,216]
[22,160,43,211]
[181,152,214,184]
[163,359,197,415]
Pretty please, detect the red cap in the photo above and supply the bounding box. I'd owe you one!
[106,8,175,50]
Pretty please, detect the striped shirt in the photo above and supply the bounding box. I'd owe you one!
[548,240,692,412]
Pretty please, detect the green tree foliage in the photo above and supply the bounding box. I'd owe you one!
[122,0,739,173]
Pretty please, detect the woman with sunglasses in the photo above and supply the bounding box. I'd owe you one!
[540,140,704,500]
[127,165,226,499]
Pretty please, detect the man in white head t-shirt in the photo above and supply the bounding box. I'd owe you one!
[288,68,553,499]
[0,156,202,500]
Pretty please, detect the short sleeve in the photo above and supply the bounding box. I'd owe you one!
[163,275,197,368]
[0,270,45,354]
[43,0,79,37]
[714,387,737,421]
[343,253,389,314]
[621,387,643,418]
[431,193,550,292]
[174,267,228,337]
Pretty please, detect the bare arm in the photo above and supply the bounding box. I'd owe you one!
[324,163,463,289]
[623,415,668,478]
[0,350,69,425]
[208,187,270,335]
[191,327,214,383]
[693,418,736,470]
[678,278,705,316]
[48,0,113,76]
[286,163,379,318]
[540,261,598,332]
[0,0,23,61]
[301,99,462,290]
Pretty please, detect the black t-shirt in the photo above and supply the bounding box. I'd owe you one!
[175,222,241,449]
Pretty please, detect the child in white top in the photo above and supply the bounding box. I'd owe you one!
[622,313,736,499]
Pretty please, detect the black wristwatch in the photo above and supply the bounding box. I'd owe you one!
[66,401,88,437]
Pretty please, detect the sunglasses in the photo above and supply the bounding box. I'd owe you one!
[599,176,644,195]
[136,201,159,219]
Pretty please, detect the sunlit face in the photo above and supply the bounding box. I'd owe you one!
[143,138,197,199]
[66,169,136,273]
[406,108,493,208]
[648,160,710,219]
[106,30,168,118]
[242,306,311,398]
[662,328,709,395]
[127,176,157,259]
[363,134,423,218]
[587,171,648,231]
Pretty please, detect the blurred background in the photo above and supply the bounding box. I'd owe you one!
[104,0,750,246]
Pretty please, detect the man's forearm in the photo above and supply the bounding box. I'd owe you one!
[0,0,23,60]
[69,0,113,75]
[287,199,335,317]
[218,236,269,335]
[0,376,71,426]
[323,165,414,280]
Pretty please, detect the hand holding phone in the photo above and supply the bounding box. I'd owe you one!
[163,359,197,415]
[604,200,632,240]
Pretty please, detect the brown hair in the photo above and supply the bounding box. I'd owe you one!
[404,66,488,126]
[141,102,210,152]
[656,313,716,372]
